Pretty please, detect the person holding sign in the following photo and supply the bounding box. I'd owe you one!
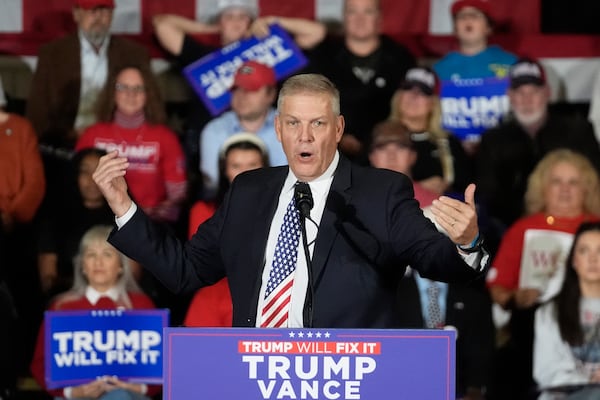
[534,222,600,400]
[486,149,600,399]
[93,73,489,331]
[433,0,516,155]
[153,1,325,200]
[30,225,160,399]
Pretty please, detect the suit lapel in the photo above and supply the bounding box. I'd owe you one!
[248,168,288,279]
[311,157,351,283]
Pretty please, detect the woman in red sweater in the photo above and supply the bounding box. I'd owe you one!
[76,65,187,225]
[30,225,160,399]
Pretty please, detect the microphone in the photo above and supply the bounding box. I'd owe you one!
[294,181,314,219]
[294,181,315,327]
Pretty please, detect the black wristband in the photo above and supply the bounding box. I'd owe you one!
[458,233,484,253]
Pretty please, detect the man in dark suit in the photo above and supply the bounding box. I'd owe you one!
[93,73,488,328]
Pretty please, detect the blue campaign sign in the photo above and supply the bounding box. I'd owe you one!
[164,328,456,399]
[439,77,511,141]
[183,23,308,116]
[45,309,169,389]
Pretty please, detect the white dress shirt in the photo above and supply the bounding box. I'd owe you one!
[255,152,340,327]
[74,30,110,131]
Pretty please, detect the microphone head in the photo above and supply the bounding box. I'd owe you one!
[294,181,314,218]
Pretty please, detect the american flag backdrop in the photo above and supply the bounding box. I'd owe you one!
[2,0,600,102]
[0,0,541,55]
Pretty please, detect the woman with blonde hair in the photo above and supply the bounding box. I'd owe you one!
[30,225,160,399]
[389,66,470,195]
[487,149,600,398]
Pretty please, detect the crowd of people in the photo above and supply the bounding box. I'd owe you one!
[1,0,600,399]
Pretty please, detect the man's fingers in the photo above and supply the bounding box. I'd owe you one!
[464,183,476,208]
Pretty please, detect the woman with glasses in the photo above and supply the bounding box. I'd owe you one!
[75,65,187,225]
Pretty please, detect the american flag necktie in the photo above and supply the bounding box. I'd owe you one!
[426,281,444,329]
[260,198,301,328]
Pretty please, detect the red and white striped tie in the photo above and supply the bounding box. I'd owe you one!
[260,198,300,327]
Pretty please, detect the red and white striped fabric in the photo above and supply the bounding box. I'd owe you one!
[4,0,600,103]
[0,0,540,39]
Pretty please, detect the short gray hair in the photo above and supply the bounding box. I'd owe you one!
[277,74,340,116]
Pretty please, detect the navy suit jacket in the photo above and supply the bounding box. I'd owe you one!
[110,156,482,328]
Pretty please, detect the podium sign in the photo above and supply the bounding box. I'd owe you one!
[164,328,455,399]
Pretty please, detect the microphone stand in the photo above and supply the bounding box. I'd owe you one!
[295,181,315,328]
[299,214,314,328]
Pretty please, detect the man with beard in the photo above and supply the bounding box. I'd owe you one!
[476,58,600,229]
[26,0,150,211]
[199,61,287,198]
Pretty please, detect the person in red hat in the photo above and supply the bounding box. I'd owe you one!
[199,61,287,198]
[433,0,517,155]
[25,0,150,214]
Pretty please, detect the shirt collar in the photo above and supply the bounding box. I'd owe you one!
[283,151,340,195]
[78,30,111,56]
[85,285,120,305]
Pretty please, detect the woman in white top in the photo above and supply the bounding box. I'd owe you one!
[534,221,600,400]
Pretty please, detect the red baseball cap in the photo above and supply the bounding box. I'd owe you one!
[231,61,276,91]
[74,0,115,9]
[451,0,492,19]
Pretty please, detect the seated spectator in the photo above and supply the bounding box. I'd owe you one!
[185,133,270,327]
[0,75,46,384]
[307,0,416,163]
[388,66,471,195]
[486,149,600,400]
[76,65,187,225]
[0,76,45,235]
[200,61,285,197]
[368,120,438,208]
[477,58,600,229]
[31,225,159,399]
[433,0,517,154]
[37,148,115,303]
[27,0,150,146]
[534,221,600,400]
[26,0,149,215]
